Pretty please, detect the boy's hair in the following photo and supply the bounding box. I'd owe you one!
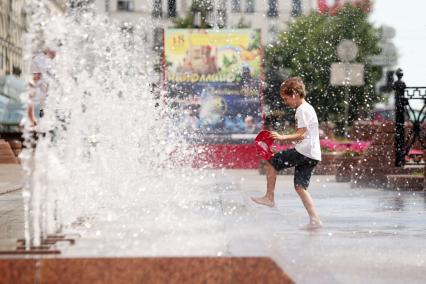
[280,77,306,98]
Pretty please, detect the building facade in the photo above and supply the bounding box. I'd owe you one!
[94,0,315,44]
[45,0,68,14]
[0,0,66,77]
[0,0,26,77]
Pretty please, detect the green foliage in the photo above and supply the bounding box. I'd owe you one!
[191,0,213,11]
[173,0,214,29]
[264,4,384,127]
[173,13,197,29]
[248,31,260,50]
[236,17,251,29]
[342,150,362,157]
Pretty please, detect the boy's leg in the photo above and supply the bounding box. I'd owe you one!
[294,158,323,228]
[295,185,323,228]
[252,161,277,207]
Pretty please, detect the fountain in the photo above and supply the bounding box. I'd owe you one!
[2,5,294,282]
[17,0,288,267]
[19,0,215,251]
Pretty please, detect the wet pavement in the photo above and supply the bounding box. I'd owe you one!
[0,165,24,250]
[0,164,23,195]
[0,166,425,283]
[235,171,425,284]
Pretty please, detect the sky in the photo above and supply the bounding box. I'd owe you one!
[369,0,426,86]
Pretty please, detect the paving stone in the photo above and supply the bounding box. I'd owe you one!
[0,170,424,284]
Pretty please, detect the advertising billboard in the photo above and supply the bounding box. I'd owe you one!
[164,29,263,143]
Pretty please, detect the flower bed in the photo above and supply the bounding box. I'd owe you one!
[320,139,371,154]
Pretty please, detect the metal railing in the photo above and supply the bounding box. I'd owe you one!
[394,68,426,166]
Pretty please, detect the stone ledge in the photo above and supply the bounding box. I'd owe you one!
[0,257,294,284]
[386,175,424,191]
[335,157,360,182]
[376,121,396,133]
[0,140,18,164]
[0,259,36,284]
[350,166,424,188]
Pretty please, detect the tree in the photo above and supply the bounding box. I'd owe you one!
[264,4,383,130]
[173,0,214,29]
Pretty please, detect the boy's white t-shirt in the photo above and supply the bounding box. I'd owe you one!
[295,101,322,161]
[31,53,52,74]
[29,80,48,109]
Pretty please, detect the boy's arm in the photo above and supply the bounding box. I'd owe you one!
[27,82,37,126]
[270,128,306,143]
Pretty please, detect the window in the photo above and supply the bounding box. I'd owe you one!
[292,0,302,17]
[231,0,241,12]
[267,0,278,17]
[245,0,255,13]
[105,0,110,12]
[217,9,227,28]
[117,0,134,11]
[152,0,162,18]
[168,0,176,17]
[153,27,163,51]
[268,25,278,42]
[69,0,95,9]
[206,12,215,28]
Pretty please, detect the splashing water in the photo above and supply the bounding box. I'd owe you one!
[20,1,226,252]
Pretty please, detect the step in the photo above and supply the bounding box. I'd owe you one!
[0,140,18,164]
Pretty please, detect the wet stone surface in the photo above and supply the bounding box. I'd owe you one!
[0,169,425,283]
[0,190,24,250]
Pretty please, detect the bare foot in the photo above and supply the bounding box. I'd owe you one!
[301,220,324,230]
[251,196,275,207]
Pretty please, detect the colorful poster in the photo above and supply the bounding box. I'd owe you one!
[164,29,263,143]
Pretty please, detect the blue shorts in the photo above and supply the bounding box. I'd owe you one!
[268,148,319,189]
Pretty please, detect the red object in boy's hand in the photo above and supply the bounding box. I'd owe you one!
[254,130,274,160]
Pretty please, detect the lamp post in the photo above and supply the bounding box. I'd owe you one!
[393,68,406,167]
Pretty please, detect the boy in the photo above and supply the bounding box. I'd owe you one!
[252,77,323,229]
[27,70,48,127]
[27,47,56,127]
